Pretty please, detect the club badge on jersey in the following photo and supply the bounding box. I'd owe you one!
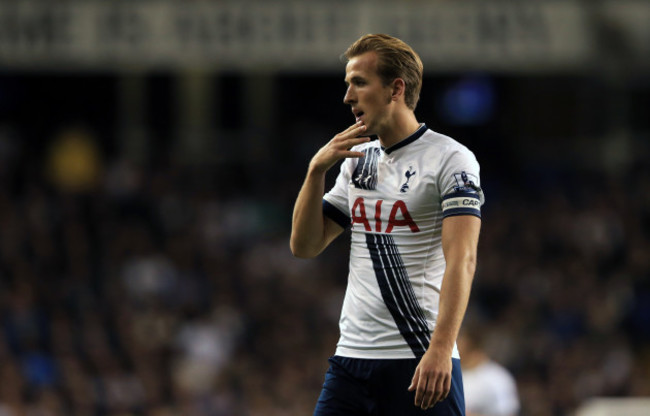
[400,166,416,193]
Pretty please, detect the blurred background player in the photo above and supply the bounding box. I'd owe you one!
[458,326,520,416]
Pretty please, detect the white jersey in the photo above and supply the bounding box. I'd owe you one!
[323,125,484,359]
[463,360,520,416]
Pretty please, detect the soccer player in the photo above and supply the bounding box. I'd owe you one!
[458,328,520,416]
[290,34,484,415]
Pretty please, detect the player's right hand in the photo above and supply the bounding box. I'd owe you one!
[308,121,369,174]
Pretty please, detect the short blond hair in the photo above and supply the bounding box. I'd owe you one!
[344,34,423,110]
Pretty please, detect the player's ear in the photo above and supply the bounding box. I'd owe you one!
[391,78,406,102]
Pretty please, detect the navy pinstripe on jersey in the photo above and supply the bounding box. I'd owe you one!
[366,233,431,356]
[352,147,381,190]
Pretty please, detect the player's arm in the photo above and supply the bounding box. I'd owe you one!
[290,171,344,258]
[409,214,481,409]
[290,122,369,258]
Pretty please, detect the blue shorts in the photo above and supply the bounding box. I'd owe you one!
[314,356,465,416]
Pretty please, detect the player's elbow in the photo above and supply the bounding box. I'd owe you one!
[290,247,319,259]
[289,238,319,259]
[290,245,311,259]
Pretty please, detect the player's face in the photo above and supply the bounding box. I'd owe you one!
[343,52,394,135]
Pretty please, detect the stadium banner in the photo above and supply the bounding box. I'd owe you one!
[0,0,642,72]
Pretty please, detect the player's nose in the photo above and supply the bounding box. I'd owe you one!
[343,85,356,105]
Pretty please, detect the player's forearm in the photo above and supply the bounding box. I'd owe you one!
[290,169,329,258]
[431,215,481,353]
[430,255,476,353]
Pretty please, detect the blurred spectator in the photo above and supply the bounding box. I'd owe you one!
[46,127,103,194]
[171,306,243,398]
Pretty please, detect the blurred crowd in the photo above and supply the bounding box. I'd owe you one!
[0,122,648,416]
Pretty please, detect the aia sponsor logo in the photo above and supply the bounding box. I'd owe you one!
[351,197,419,233]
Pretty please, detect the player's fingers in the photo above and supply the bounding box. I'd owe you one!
[413,374,424,406]
[420,380,435,410]
[335,123,366,140]
[416,373,434,410]
[407,367,419,392]
[341,120,364,134]
[416,374,430,409]
[347,124,367,137]
[332,123,363,141]
[427,372,450,408]
[442,372,451,401]
[431,373,446,408]
[350,123,367,137]
[430,376,444,407]
[342,136,370,151]
[330,135,369,155]
[341,150,366,159]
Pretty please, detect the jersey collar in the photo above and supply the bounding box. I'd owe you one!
[382,124,427,155]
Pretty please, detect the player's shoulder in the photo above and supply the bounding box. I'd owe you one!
[421,128,475,157]
[414,129,480,175]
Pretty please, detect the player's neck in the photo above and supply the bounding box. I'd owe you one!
[377,111,421,149]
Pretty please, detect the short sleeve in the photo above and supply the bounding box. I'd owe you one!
[322,159,353,229]
[438,147,485,219]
